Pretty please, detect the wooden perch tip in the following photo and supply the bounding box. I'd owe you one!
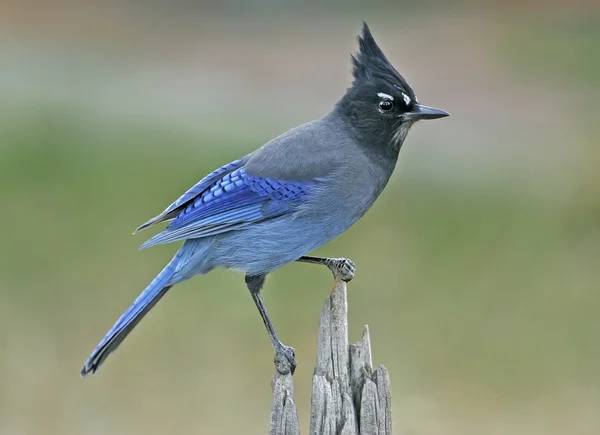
[270,279,392,435]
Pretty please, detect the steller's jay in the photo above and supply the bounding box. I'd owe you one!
[81,22,448,377]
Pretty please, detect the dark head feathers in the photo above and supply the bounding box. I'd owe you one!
[351,22,414,97]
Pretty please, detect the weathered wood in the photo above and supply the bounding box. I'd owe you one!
[270,279,392,435]
[270,363,300,435]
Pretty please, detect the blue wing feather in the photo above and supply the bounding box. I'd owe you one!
[138,165,314,249]
[133,159,245,233]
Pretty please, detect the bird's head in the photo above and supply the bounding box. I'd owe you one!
[336,22,448,156]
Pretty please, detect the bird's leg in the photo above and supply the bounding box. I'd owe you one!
[296,255,355,282]
[245,274,297,375]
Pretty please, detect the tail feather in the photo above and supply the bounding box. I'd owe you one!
[81,262,176,377]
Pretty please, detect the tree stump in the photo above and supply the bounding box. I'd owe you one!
[270,279,392,435]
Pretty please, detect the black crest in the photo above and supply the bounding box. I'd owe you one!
[351,22,413,95]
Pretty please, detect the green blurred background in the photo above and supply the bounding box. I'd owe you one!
[1,1,599,434]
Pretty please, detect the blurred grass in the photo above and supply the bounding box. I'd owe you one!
[504,15,600,86]
[1,101,599,434]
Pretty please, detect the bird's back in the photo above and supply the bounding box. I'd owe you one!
[195,112,397,275]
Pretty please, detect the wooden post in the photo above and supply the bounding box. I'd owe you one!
[270,279,392,435]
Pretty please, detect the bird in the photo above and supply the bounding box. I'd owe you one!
[81,22,449,377]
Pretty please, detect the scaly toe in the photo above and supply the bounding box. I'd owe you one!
[327,258,355,282]
[339,259,355,282]
[274,344,297,375]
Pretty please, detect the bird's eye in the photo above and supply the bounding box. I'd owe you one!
[379,99,393,112]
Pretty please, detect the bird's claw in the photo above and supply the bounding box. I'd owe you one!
[326,258,355,282]
[274,343,297,375]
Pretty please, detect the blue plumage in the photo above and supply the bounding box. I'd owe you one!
[169,168,309,230]
[81,22,448,377]
[80,259,179,375]
[138,167,314,249]
[133,158,245,233]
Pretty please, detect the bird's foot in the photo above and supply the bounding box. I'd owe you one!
[274,343,297,375]
[325,258,355,282]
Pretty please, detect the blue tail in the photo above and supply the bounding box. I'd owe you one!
[81,261,176,376]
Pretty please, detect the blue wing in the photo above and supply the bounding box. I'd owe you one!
[134,159,245,233]
[137,162,314,249]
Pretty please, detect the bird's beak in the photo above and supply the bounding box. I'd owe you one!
[406,104,450,121]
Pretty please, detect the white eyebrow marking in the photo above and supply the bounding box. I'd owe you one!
[402,92,412,106]
[377,92,394,101]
